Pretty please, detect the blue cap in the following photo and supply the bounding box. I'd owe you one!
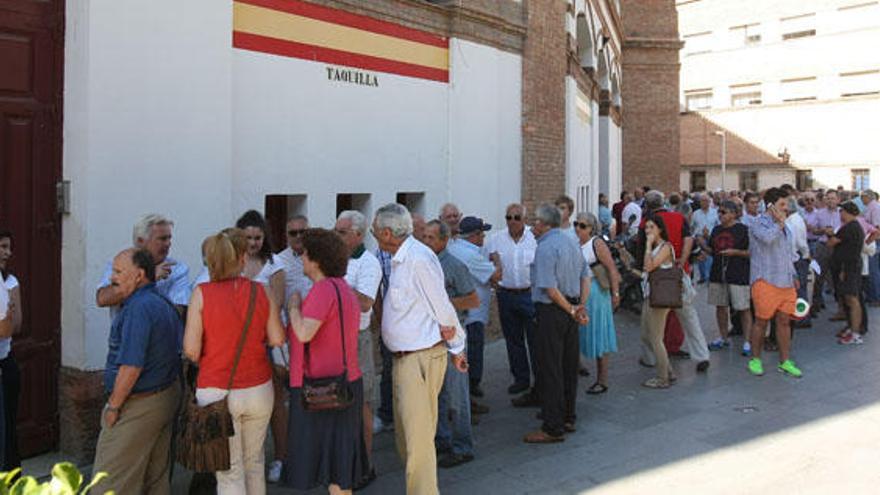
[459,216,491,235]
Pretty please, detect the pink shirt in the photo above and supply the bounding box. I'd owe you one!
[863,200,880,228]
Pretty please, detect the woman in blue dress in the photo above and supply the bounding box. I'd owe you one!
[574,213,621,394]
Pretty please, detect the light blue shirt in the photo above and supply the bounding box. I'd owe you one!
[530,228,590,304]
[749,213,797,288]
[692,207,719,239]
[98,256,191,319]
[447,239,494,325]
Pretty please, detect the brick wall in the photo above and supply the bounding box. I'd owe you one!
[59,367,104,464]
[521,0,569,212]
[620,0,683,194]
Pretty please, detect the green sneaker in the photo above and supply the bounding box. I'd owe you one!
[748,358,764,376]
[777,360,803,378]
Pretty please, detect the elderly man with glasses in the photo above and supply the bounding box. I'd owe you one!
[486,204,539,399]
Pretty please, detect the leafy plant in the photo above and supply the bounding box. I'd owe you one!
[0,462,112,495]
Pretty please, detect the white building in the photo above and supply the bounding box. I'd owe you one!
[678,0,880,192]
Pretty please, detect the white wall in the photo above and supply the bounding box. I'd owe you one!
[566,78,597,212]
[62,5,522,370]
[608,120,623,202]
[63,0,234,370]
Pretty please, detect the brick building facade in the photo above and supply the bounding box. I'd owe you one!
[620,0,684,194]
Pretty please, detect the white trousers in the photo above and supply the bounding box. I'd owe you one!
[197,380,274,495]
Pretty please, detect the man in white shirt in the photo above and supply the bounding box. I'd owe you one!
[276,215,313,303]
[485,203,538,395]
[621,199,643,237]
[372,203,466,495]
[96,213,190,318]
[335,210,382,475]
[439,203,462,237]
[786,197,812,328]
[692,194,720,283]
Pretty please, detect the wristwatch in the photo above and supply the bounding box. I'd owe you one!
[105,403,121,414]
[613,291,620,297]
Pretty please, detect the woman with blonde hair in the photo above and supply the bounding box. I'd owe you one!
[183,228,286,494]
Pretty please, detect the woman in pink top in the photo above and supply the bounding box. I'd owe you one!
[183,228,285,494]
[284,228,369,495]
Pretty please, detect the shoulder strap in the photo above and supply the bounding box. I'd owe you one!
[227,281,258,390]
[330,280,349,374]
[303,280,349,376]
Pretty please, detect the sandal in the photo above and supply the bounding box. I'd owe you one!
[836,327,851,338]
[586,382,608,395]
[642,377,670,389]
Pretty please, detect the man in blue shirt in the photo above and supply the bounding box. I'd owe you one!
[92,248,183,495]
[524,204,590,444]
[448,216,501,398]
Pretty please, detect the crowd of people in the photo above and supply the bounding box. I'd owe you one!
[0,181,872,494]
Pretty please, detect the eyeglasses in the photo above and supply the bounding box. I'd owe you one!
[718,210,729,215]
[287,229,305,237]
[574,222,589,230]
[505,215,522,221]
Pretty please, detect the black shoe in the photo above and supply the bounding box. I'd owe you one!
[352,468,377,491]
[511,391,540,408]
[470,383,484,398]
[696,360,710,372]
[578,367,590,377]
[470,400,489,415]
[508,382,529,394]
[438,452,474,468]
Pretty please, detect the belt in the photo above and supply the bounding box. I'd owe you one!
[392,340,444,359]
[128,381,176,401]
[499,286,531,294]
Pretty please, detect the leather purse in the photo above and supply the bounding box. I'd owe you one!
[590,237,612,291]
[301,280,354,412]
[648,243,683,308]
[176,281,257,472]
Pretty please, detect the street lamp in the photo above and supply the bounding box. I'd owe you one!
[713,130,727,192]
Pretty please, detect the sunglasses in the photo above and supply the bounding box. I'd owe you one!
[574,222,590,230]
[505,215,522,221]
[718,209,730,215]
[287,229,305,237]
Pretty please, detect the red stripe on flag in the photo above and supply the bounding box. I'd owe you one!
[233,31,449,83]
[236,0,449,49]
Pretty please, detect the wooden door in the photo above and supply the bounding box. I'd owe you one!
[0,0,64,457]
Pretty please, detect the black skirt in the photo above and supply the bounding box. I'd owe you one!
[282,378,370,490]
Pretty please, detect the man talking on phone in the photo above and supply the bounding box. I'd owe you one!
[747,188,802,378]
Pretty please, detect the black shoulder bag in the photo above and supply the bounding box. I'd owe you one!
[301,280,354,412]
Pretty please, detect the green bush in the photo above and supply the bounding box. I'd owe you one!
[0,462,111,495]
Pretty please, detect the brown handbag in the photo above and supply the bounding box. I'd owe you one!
[176,281,257,472]
[301,280,354,412]
[648,243,683,308]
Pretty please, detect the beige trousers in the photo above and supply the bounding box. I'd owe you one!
[393,344,448,495]
[92,381,181,495]
[640,302,672,381]
[197,380,274,495]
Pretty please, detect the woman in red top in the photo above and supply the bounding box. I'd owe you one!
[183,228,285,494]
[284,228,369,495]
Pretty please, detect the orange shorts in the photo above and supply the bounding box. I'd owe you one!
[751,280,796,321]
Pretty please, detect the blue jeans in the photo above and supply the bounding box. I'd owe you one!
[867,242,880,302]
[698,256,713,283]
[497,289,537,386]
[466,322,485,387]
[435,355,474,456]
[377,338,393,424]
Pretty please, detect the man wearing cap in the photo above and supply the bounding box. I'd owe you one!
[705,200,752,350]
[448,216,502,399]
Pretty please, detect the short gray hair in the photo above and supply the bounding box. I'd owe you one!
[426,219,450,240]
[534,203,561,228]
[575,212,599,232]
[506,203,526,216]
[439,202,460,217]
[375,203,413,238]
[132,213,173,245]
[337,210,367,235]
[645,190,665,210]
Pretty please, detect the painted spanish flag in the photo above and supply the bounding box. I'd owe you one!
[233,0,450,83]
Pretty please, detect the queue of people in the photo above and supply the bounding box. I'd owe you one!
[0,180,852,494]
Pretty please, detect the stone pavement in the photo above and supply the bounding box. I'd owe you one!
[180,286,880,494]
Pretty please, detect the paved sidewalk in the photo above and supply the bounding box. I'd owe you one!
[204,288,879,494]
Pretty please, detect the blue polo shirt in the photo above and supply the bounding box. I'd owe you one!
[104,283,182,394]
[531,228,590,304]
